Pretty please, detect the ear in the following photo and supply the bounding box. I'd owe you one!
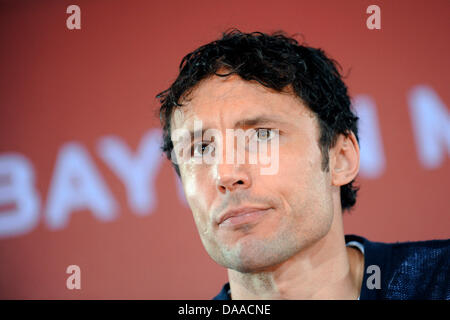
[330,132,360,187]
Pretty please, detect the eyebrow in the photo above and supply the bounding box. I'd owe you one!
[188,115,289,141]
[234,115,288,128]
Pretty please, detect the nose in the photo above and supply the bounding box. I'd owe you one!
[216,163,251,193]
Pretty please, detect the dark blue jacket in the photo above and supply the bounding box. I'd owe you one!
[213,234,450,300]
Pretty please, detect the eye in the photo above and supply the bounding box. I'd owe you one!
[255,128,275,141]
[192,142,214,156]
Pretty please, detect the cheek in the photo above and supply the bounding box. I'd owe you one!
[276,142,328,214]
[182,170,198,200]
[277,146,315,190]
[181,165,214,227]
[181,161,207,197]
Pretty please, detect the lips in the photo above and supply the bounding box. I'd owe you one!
[217,206,271,227]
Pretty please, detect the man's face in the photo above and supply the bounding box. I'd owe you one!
[171,74,335,273]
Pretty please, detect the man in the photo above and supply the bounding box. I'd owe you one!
[156,30,449,299]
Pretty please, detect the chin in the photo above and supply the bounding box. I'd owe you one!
[218,236,298,273]
[231,261,278,273]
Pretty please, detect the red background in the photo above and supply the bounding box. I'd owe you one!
[0,0,449,299]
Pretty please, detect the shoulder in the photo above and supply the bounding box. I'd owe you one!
[212,283,231,300]
[347,234,450,299]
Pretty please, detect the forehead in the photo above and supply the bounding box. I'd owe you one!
[171,74,315,129]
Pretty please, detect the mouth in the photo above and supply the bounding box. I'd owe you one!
[218,207,271,228]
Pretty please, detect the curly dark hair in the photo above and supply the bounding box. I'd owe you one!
[156,29,360,212]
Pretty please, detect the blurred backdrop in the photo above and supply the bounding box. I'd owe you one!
[0,0,449,299]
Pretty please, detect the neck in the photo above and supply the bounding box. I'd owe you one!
[227,211,364,300]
